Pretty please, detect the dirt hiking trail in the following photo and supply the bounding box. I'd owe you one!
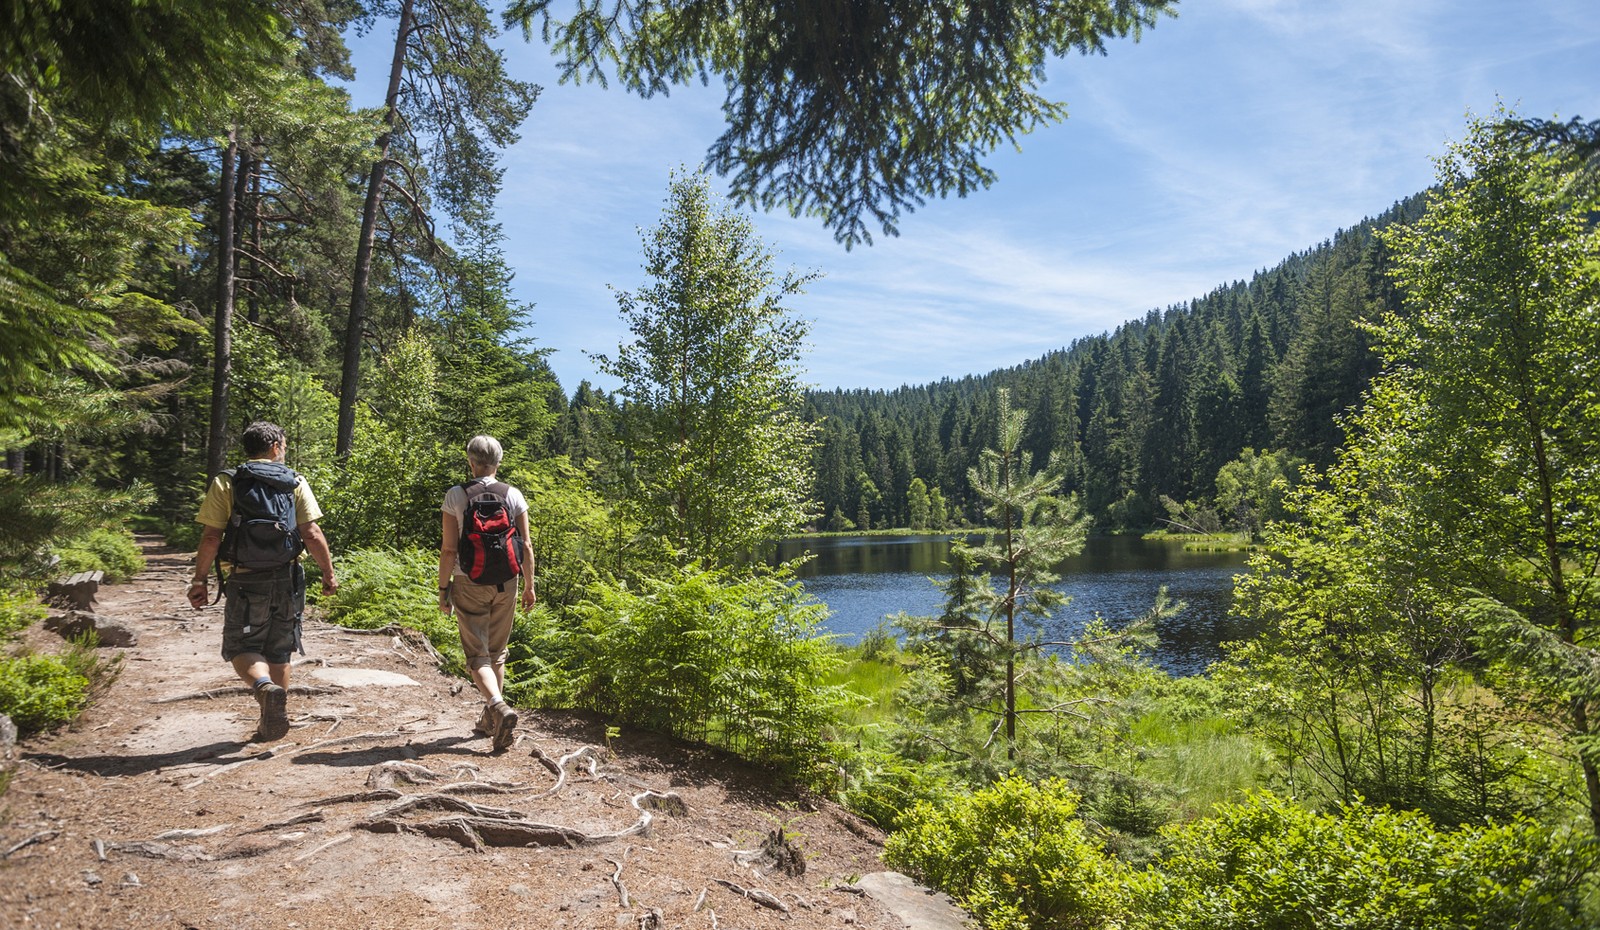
[2,539,969,930]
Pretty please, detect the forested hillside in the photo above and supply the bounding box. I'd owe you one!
[799,194,1426,532]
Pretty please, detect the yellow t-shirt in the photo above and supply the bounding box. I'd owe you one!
[195,460,323,530]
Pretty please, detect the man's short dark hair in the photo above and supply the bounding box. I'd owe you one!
[241,421,287,457]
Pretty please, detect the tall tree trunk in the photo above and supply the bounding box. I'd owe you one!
[240,142,262,325]
[207,128,239,478]
[337,0,414,458]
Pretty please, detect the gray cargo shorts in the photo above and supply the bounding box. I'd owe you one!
[221,563,305,664]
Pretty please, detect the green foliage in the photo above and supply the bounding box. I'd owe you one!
[1368,113,1600,827]
[884,777,1133,930]
[0,652,88,734]
[840,748,957,833]
[504,460,635,610]
[51,527,145,583]
[317,547,465,674]
[570,567,845,777]
[1212,447,1301,536]
[511,0,1174,246]
[0,586,46,639]
[595,169,820,568]
[1132,792,1600,930]
[0,477,153,581]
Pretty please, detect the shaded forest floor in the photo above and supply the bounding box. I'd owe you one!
[1,539,938,929]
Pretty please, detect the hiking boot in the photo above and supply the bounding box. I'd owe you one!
[472,703,494,737]
[254,682,289,741]
[489,700,518,751]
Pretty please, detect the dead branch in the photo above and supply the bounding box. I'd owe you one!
[309,788,403,806]
[249,810,325,833]
[179,747,282,788]
[712,878,790,914]
[2,830,58,858]
[606,849,631,907]
[154,825,229,840]
[152,684,342,704]
[294,833,354,863]
[321,625,442,663]
[288,721,444,756]
[109,840,211,862]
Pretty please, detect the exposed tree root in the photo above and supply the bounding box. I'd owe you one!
[713,877,790,913]
[355,788,687,851]
[154,825,229,840]
[366,760,442,788]
[108,840,211,862]
[2,831,59,859]
[325,624,443,665]
[606,846,632,907]
[367,794,530,821]
[249,810,325,833]
[288,720,441,756]
[359,815,590,850]
[293,833,353,862]
[152,684,341,704]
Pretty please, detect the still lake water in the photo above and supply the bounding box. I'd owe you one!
[767,534,1257,676]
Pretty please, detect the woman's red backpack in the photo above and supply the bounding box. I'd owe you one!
[457,480,521,588]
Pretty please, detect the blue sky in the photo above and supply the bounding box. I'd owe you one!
[348,0,1599,393]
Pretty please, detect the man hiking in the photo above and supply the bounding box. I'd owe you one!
[438,434,536,751]
[187,421,337,741]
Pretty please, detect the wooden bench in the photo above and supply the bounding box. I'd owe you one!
[47,570,104,611]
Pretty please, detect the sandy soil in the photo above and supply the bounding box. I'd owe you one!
[0,540,909,930]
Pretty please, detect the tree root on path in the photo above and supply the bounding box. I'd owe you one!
[712,877,790,913]
[151,684,342,704]
[2,830,59,859]
[319,624,444,665]
[606,846,633,907]
[354,788,688,851]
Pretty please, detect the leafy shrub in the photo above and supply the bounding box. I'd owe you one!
[53,526,145,582]
[571,566,846,778]
[318,547,465,675]
[0,653,90,733]
[1130,791,1600,930]
[0,586,47,638]
[841,749,957,832]
[883,777,1133,930]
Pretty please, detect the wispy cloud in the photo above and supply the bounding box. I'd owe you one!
[453,0,1600,392]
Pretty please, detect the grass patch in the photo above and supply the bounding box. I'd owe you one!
[1142,530,1253,551]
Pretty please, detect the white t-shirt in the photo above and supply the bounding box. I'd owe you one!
[442,477,529,581]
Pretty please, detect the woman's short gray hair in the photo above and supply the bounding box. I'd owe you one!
[466,435,504,471]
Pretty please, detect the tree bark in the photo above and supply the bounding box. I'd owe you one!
[207,128,239,478]
[337,0,414,458]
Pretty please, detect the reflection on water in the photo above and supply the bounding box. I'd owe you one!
[767,534,1255,676]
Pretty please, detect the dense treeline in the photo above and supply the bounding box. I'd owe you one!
[798,194,1424,532]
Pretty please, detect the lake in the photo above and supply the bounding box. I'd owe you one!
[767,534,1256,676]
